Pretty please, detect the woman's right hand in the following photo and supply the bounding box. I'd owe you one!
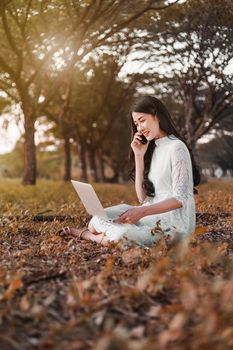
[131,132,149,157]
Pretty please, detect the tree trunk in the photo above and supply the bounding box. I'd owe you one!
[97,149,106,182]
[63,136,71,181]
[184,95,193,147]
[189,138,199,164]
[110,168,119,183]
[190,138,197,152]
[22,115,36,185]
[78,142,88,182]
[88,148,99,182]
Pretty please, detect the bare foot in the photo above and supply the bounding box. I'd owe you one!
[56,226,89,239]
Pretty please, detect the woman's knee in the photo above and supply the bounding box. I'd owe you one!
[88,221,100,234]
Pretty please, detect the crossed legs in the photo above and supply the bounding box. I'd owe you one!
[57,221,110,246]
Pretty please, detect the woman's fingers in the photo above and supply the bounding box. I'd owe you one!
[134,132,144,142]
[113,217,124,223]
[131,136,141,145]
[131,138,142,149]
[114,210,130,224]
[131,133,149,153]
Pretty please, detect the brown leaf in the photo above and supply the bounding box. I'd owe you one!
[129,325,145,339]
[2,275,23,301]
[121,248,142,264]
[20,293,31,311]
[169,312,187,331]
[194,226,207,235]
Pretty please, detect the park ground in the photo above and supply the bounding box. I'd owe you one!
[0,179,233,350]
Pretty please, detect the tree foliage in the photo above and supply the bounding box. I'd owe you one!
[0,0,232,181]
[0,0,174,184]
[131,0,233,149]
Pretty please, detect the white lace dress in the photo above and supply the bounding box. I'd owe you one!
[90,135,196,245]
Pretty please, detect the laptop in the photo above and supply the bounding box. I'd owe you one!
[71,180,109,220]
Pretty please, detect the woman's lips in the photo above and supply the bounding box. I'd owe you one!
[143,131,150,138]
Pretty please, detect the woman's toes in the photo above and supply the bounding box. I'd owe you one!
[56,226,70,236]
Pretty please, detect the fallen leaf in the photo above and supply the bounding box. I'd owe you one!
[2,275,23,301]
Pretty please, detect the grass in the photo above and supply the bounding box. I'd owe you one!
[0,178,136,215]
[1,177,232,211]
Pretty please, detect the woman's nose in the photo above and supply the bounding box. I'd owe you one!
[137,125,143,132]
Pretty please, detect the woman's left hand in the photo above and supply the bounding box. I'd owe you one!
[114,207,145,225]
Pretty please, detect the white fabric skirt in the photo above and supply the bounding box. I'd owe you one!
[89,196,195,245]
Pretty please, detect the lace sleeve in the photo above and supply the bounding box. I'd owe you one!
[171,143,192,207]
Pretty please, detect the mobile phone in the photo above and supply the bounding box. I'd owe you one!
[139,134,148,144]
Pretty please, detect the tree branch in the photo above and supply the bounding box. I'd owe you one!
[1,5,22,58]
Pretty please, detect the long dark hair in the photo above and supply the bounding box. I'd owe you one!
[129,96,201,196]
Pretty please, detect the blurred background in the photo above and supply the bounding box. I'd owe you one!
[0,0,232,185]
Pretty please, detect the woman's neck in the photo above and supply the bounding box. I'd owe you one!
[155,131,168,140]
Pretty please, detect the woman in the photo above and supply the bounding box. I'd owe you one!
[58,96,200,246]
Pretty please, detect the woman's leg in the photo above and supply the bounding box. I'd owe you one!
[88,221,102,234]
[84,222,110,245]
[57,221,110,245]
[81,229,109,246]
[84,221,110,245]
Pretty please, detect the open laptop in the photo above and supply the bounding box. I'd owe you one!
[71,180,108,219]
[71,180,132,222]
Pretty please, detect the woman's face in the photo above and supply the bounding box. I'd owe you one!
[132,112,162,140]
